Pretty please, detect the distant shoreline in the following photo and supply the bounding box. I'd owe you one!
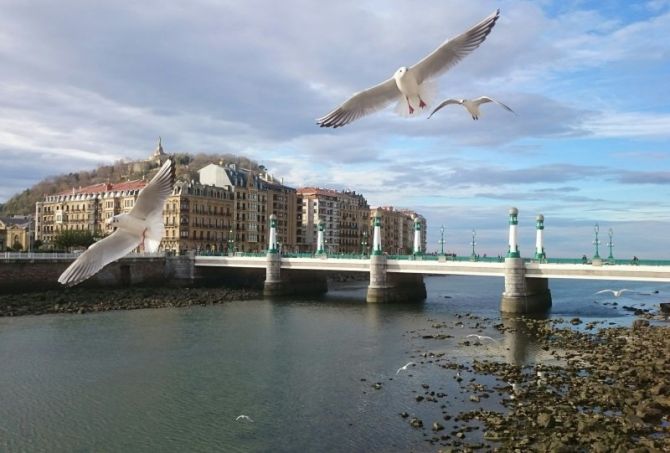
[0,286,262,317]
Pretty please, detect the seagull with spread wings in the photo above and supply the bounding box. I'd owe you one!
[595,289,632,298]
[316,9,500,128]
[428,96,516,120]
[58,157,176,286]
[396,361,416,375]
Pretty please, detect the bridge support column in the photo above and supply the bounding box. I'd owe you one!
[366,255,426,303]
[500,257,551,313]
[366,254,388,303]
[263,252,283,296]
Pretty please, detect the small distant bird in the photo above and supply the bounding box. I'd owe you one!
[236,415,254,422]
[316,9,500,128]
[396,362,416,375]
[595,289,632,298]
[58,157,176,286]
[465,334,499,343]
[428,96,516,120]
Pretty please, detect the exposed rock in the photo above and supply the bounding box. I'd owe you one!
[409,417,423,428]
[632,319,650,330]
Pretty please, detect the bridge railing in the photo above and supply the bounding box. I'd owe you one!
[192,250,670,267]
[1,251,166,260]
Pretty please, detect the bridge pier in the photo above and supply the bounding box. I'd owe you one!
[263,252,283,296]
[366,255,426,303]
[500,257,551,313]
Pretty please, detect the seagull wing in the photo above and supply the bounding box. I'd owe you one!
[428,99,461,118]
[472,96,516,114]
[411,9,500,84]
[130,158,176,220]
[595,289,614,295]
[316,78,400,128]
[58,230,141,286]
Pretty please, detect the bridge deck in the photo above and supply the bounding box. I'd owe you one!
[194,256,670,282]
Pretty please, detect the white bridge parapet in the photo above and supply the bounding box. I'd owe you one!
[527,263,670,282]
[194,255,670,282]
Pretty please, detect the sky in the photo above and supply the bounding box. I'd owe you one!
[1,0,669,258]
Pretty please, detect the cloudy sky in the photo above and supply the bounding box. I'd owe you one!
[1,0,669,258]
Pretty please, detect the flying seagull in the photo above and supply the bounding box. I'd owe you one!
[396,362,416,375]
[595,289,632,298]
[58,158,176,286]
[465,334,499,343]
[428,96,515,120]
[236,415,254,422]
[316,9,500,128]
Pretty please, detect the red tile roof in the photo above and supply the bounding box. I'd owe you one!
[57,180,147,196]
[297,187,341,197]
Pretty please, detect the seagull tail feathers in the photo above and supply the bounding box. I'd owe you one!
[393,79,438,118]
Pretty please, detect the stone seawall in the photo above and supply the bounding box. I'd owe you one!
[0,256,197,294]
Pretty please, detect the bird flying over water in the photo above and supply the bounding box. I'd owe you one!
[316,9,500,128]
[465,334,499,343]
[428,96,516,120]
[396,362,416,374]
[236,415,254,422]
[595,289,632,298]
[58,158,176,286]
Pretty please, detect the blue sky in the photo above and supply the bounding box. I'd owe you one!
[1,0,669,258]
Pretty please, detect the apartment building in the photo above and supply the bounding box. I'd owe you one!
[370,206,427,255]
[296,188,369,254]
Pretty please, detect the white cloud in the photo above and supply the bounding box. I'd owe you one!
[582,110,670,138]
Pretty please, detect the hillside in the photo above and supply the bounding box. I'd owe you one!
[0,153,261,215]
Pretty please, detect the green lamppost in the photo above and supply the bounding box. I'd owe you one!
[317,219,325,255]
[268,214,278,254]
[470,229,477,261]
[593,223,601,259]
[439,225,445,256]
[607,228,614,263]
[361,230,368,256]
[412,216,422,256]
[227,229,234,255]
[372,215,382,256]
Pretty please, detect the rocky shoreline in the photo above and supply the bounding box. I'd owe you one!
[391,312,670,452]
[0,286,262,317]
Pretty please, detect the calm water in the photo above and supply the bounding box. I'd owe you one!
[1,276,668,452]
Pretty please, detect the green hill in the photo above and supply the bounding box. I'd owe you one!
[0,153,261,216]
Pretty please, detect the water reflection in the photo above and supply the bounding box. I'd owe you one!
[501,312,549,366]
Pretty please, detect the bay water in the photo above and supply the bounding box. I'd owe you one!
[1,276,667,452]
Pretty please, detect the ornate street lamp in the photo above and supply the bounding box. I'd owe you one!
[607,228,614,262]
[470,229,477,261]
[227,229,234,255]
[361,230,368,256]
[593,223,601,259]
[439,225,445,256]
